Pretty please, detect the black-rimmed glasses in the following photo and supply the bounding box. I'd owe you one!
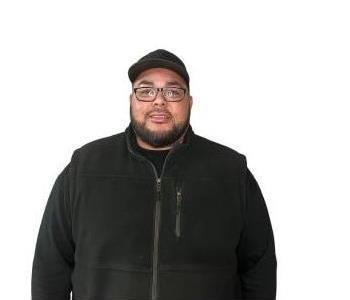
[133,87,187,102]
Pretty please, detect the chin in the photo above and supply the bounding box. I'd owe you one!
[146,117,173,127]
[147,124,172,134]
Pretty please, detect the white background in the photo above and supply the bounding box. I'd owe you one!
[1,0,349,299]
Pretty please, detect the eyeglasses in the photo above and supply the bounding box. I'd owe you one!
[133,87,187,102]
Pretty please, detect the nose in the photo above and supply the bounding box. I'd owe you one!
[152,90,167,106]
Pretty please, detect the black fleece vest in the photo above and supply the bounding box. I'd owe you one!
[31,121,277,300]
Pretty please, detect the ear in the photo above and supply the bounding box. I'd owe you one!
[188,95,193,109]
[129,93,132,103]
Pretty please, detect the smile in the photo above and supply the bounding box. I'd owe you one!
[149,114,171,123]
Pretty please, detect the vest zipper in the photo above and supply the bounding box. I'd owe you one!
[150,153,172,300]
[175,186,183,238]
[151,176,161,300]
[125,144,174,300]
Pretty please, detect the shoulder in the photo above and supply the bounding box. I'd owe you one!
[67,131,126,169]
[77,131,124,152]
[189,132,247,177]
[192,132,247,165]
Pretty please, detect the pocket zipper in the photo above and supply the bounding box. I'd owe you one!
[175,186,183,238]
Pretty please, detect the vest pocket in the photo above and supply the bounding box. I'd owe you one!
[175,185,183,238]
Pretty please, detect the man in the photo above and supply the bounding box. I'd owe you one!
[31,49,277,300]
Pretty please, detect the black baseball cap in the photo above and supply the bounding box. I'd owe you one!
[128,49,190,89]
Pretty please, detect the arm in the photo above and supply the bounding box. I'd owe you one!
[237,167,277,299]
[31,161,75,300]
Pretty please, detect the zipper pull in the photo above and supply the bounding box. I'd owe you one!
[176,189,182,205]
[156,178,161,193]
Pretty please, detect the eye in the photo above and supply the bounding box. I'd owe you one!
[147,89,156,96]
[165,89,174,97]
[138,88,155,97]
[165,88,181,97]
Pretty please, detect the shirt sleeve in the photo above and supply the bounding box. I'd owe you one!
[237,167,277,299]
[31,162,75,300]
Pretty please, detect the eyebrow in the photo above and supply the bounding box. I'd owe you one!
[165,80,184,87]
[135,79,185,88]
[137,80,154,86]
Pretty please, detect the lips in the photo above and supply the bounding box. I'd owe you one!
[149,112,170,119]
[149,112,170,118]
[149,111,171,123]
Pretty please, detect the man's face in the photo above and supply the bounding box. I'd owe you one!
[129,68,193,149]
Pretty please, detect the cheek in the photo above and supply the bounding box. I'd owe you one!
[132,103,148,118]
[170,105,189,121]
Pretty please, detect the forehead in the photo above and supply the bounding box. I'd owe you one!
[134,68,186,86]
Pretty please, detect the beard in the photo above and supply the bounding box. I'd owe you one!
[130,106,191,148]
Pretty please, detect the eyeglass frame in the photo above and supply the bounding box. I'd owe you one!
[133,86,188,102]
